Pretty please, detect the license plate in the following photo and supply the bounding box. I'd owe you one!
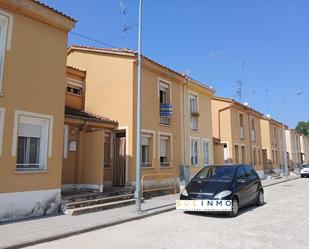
[176,200,232,212]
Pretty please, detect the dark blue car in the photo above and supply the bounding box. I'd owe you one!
[180,164,264,217]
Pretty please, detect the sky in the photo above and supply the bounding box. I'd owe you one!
[42,0,309,127]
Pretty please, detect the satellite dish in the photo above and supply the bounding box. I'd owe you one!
[243,102,249,106]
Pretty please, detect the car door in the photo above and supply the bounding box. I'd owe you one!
[234,166,250,207]
[243,166,258,204]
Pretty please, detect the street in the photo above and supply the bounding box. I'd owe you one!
[27,178,309,249]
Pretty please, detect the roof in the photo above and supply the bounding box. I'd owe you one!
[66,66,86,74]
[67,45,214,91]
[32,0,76,22]
[65,107,118,126]
[212,96,264,117]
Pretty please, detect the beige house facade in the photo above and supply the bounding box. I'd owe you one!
[211,97,265,178]
[260,118,286,173]
[183,78,215,180]
[62,66,118,192]
[0,1,75,222]
[300,135,309,164]
[67,46,214,189]
[285,129,302,169]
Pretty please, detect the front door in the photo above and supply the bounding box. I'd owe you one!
[113,131,126,186]
[262,149,268,171]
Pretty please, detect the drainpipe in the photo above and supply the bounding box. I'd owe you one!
[183,78,189,166]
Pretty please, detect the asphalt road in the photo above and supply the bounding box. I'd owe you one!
[27,178,309,249]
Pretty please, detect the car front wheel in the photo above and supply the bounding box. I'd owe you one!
[228,198,239,217]
[256,190,264,206]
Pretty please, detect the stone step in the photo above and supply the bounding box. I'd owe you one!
[64,198,137,216]
[64,194,135,209]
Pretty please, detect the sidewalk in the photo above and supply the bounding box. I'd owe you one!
[0,175,299,249]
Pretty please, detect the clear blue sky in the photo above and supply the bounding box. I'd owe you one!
[42,0,308,127]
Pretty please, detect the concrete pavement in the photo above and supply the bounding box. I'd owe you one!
[25,177,309,249]
[0,175,300,249]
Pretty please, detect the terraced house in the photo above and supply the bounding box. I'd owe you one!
[211,97,265,178]
[67,46,215,191]
[183,78,215,180]
[260,117,286,173]
[285,129,302,170]
[0,0,75,222]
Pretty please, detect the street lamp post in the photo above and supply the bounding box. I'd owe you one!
[135,0,143,213]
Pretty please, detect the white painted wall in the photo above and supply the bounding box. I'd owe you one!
[0,189,60,222]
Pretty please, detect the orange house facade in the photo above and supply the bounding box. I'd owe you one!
[0,1,75,222]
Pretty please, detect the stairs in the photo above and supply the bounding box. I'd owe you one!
[61,188,140,216]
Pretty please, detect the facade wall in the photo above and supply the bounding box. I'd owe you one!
[67,51,134,185]
[285,129,302,169]
[0,3,73,222]
[184,82,214,177]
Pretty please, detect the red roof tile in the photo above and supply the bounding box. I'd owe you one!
[65,106,118,126]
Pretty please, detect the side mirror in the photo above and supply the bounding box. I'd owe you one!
[237,178,246,184]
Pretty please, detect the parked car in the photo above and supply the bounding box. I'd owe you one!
[180,165,264,217]
[300,164,309,177]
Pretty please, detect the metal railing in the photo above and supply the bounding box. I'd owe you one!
[141,173,177,197]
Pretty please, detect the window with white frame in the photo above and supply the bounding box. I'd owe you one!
[203,140,210,166]
[189,94,198,131]
[141,133,153,167]
[191,139,199,165]
[0,107,4,156]
[66,79,83,96]
[0,11,13,94]
[160,135,170,167]
[16,115,50,171]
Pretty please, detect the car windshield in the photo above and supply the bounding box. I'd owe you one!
[195,166,235,180]
[302,164,309,168]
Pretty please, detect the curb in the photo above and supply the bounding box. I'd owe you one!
[4,204,175,249]
[262,176,300,188]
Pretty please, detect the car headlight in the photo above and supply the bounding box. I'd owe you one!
[214,190,232,199]
[181,188,188,197]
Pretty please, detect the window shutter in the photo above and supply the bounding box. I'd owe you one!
[18,123,42,138]
[160,138,167,157]
[141,136,149,146]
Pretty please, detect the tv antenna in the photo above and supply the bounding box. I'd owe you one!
[236,80,243,103]
[208,50,220,88]
[120,1,137,46]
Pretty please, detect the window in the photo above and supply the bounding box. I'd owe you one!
[104,132,111,168]
[241,145,246,163]
[191,139,199,165]
[141,133,153,167]
[273,127,277,145]
[253,148,257,164]
[160,135,170,167]
[239,113,244,140]
[159,81,171,125]
[16,116,50,171]
[0,107,5,156]
[66,79,83,96]
[251,118,255,142]
[223,143,228,163]
[203,140,210,166]
[0,11,13,94]
[189,94,198,131]
[12,111,52,171]
[234,145,239,163]
[235,167,246,181]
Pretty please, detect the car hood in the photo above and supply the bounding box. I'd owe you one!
[187,178,232,197]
